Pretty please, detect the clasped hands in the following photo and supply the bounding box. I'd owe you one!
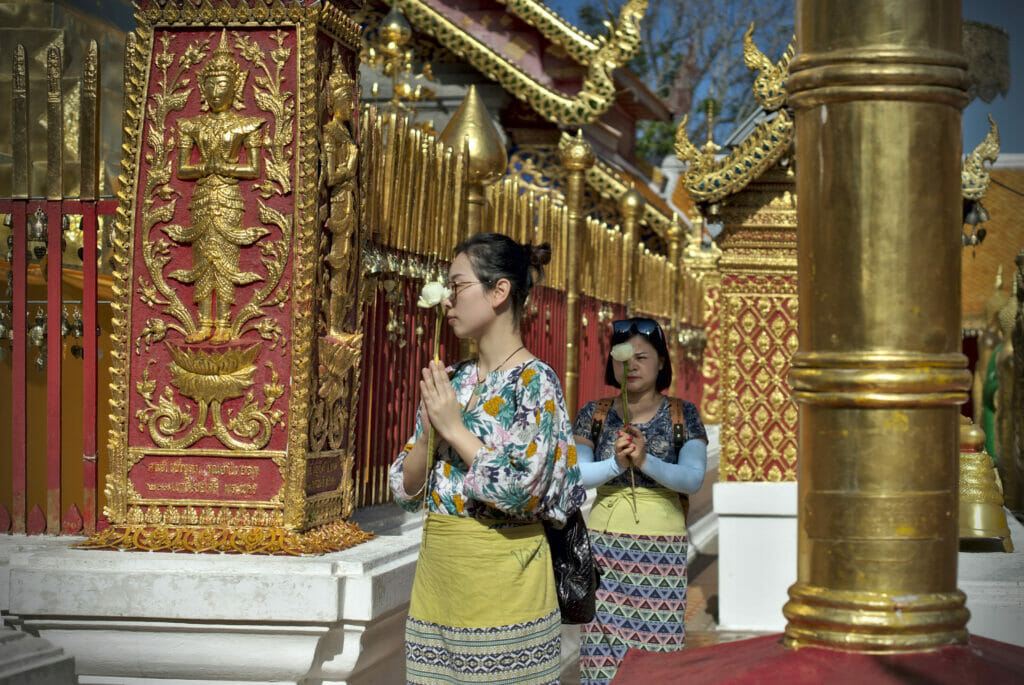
[614,425,647,469]
[419,359,465,447]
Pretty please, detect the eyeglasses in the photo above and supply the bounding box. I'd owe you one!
[447,280,484,303]
[612,318,665,344]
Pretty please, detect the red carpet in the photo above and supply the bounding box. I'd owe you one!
[613,634,1024,683]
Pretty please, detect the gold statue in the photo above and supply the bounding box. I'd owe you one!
[167,30,268,344]
[322,64,357,335]
[1012,250,1024,510]
[974,267,1008,431]
[993,270,1020,507]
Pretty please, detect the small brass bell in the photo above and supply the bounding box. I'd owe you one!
[958,417,1014,552]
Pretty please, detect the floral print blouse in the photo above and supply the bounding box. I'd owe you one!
[389,359,585,526]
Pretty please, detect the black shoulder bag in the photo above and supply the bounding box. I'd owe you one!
[543,508,601,624]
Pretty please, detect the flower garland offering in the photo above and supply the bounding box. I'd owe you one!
[610,342,640,523]
[416,280,451,514]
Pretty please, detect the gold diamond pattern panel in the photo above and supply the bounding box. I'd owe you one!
[718,273,798,481]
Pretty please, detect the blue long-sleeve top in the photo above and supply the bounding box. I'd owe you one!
[571,397,709,493]
[574,439,707,492]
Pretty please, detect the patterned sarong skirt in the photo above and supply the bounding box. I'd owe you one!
[406,513,561,684]
[579,486,688,685]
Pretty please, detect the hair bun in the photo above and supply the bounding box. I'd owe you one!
[524,242,551,268]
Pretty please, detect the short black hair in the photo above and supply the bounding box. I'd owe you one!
[604,318,673,392]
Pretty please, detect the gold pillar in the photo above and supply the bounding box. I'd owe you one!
[438,85,507,235]
[666,213,683,342]
[784,0,971,651]
[560,131,595,419]
[619,187,645,312]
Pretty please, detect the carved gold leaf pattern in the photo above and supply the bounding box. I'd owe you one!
[76,520,372,555]
[105,28,152,524]
[284,20,321,530]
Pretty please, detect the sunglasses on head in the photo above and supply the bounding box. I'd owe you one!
[612,318,665,342]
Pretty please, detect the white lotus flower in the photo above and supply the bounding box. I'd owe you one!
[610,342,635,362]
[417,281,451,309]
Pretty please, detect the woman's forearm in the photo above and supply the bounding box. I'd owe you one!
[402,436,429,495]
[638,439,707,494]
[574,442,626,488]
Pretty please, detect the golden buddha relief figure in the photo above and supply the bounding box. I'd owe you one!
[165,29,269,344]
[322,63,358,336]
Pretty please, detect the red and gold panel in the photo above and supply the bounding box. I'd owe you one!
[91,1,368,552]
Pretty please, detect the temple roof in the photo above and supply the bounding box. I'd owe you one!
[388,0,665,125]
[374,0,682,240]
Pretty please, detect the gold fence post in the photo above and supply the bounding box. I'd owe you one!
[784,0,971,651]
[666,213,684,369]
[619,187,644,315]
[559,132,595,419]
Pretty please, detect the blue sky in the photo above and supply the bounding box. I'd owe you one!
[547,0,1021,154]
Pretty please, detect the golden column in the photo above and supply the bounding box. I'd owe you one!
[619,187,645,312]
[666,213,684,342]
[784,0,971,651]
[439,85,507,235]
[560,131,595,419]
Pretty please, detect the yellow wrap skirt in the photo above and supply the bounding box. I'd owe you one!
[405,513,561,684]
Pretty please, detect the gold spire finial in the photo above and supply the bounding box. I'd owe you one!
[380,6,413,47]
[558,128,596,171]
[619,185,645,219]
[439,85,507,187]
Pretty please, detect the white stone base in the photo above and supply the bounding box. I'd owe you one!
[714,481,798,632]
[960,510,1024,647]
[0,624,76,684]
[1,506,422,684]
[713,480,1024,645]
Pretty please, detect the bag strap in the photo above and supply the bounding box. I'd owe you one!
[667,397,691,520]
[589,397,616,445]
[668,397,688,452]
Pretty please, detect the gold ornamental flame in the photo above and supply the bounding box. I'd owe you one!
[165,341,263,404]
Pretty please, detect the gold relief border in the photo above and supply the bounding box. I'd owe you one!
[74,520,372,555]
[722,210,798,229]
[717,254,797,274]
[127,447,288,466]
[394,0,643,125]
[700,281,722,424]
[285,20,320,531]
[125,504,284,527]
[105,28,153,525]
[135,1,306,28]
[127,498,283,508]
